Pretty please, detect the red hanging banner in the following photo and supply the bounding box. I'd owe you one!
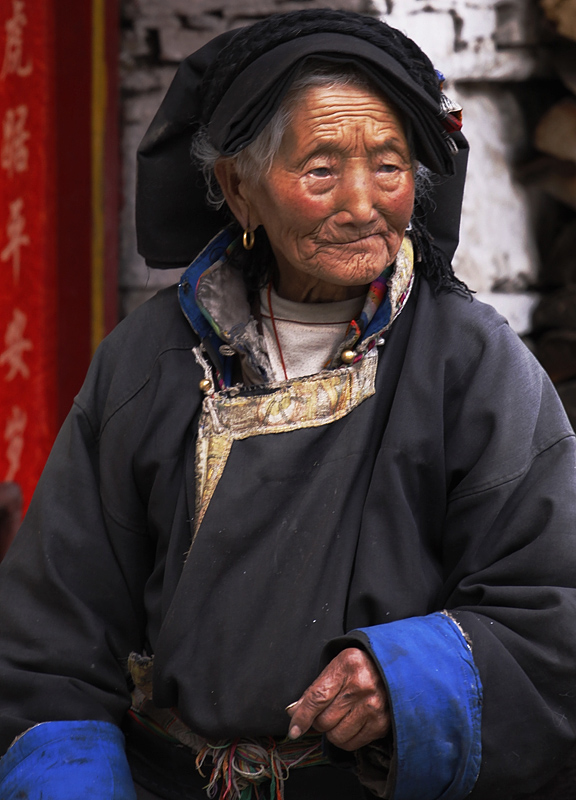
[0,0,58,509]
[0,0,119,513]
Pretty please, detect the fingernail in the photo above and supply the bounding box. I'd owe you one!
[285,701,298,711]
[288,725,302,740]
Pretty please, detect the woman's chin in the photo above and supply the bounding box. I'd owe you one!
[311,250,394,287]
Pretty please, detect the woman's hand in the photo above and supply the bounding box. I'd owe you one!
[286,647,390,751]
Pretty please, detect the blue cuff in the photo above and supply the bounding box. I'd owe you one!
[0,720,136,799]
[352,612,482,800]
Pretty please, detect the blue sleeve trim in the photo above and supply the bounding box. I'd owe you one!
[0,720,136,799]
[355,612,482,800]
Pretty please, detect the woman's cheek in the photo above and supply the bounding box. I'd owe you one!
[289,191,334,229]
[398,174,416,210]
[282,180,317,207]
[385,185,415,228]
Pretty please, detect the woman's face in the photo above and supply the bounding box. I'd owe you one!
[219,83,415,302]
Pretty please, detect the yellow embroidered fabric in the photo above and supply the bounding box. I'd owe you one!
[193,350,378,540]
[388,237,413,322]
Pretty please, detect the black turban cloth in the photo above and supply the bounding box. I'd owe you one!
[136,17,469,270]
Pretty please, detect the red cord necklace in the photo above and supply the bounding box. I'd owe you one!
[267,282,289,381]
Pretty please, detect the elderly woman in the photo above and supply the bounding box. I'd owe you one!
[0,9,575,800]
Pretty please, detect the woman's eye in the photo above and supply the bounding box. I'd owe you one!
[308,167,332,178]
[378,164,398,174]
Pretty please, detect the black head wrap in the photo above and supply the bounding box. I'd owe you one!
[136,9,469,279]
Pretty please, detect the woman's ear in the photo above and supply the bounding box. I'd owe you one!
[214,159,258,229]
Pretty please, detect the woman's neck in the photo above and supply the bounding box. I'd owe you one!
[274,268,369,304]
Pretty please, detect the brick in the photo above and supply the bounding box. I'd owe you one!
[557,381,576,429]
[134,0,176,17]
[553,44,576,94]
[533,287,576,331]
[540,0,576,42]
[121,27,153,60]
[159,26,225,61]
[121,66,175,94]
[519,156,576,212]
[542,219,576,287]
[535,99,576,164]
[537,329,576,383]
[123,91,167,125]
[494,0,540,47]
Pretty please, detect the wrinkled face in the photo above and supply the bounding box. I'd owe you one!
[231,84,415,301]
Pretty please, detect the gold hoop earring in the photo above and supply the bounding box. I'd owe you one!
[243,229,255,251]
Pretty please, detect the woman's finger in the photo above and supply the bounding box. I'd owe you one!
[287,665,345,738]
[287,648,389,742]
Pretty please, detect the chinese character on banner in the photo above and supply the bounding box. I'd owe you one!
[0,0,32,79]
[1,197,30,283]
[4,405,27,482]
[0,308,32,381]
[1,105,29,175]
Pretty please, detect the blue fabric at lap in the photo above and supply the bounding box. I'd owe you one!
[352,612,482,800]
[0,720,136,799]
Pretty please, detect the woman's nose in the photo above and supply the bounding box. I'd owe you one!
[335,165,379,226]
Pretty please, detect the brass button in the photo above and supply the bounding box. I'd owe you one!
[199,378,212,393]
[341,349,355,364]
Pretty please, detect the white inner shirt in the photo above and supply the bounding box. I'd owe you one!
[259,284,365,381]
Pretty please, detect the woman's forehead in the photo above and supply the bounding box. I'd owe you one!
[281,84,410,155]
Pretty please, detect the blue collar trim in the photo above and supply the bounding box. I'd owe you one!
[178,228,236,340]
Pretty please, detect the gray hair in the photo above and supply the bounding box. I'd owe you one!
[191,62,432,210]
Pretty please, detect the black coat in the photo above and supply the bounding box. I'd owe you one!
[0,273,575,799]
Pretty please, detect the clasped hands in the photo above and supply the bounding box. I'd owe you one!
[286,647,390,751]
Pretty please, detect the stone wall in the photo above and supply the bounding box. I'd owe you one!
[119,0,545,333]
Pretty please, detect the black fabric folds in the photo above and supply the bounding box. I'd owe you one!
[136,30,238,270]
[206,34,453,173]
